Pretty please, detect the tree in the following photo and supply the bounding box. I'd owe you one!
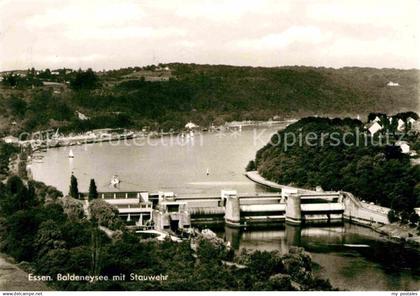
[6,95,27,117]
[34,219,65,257]
[69,174,79,199]
[387,209,399,223]
[400,210,410,224]
[70,69,99,91]
[409,212,419,226]
[1,176,36,214]
[62,196,84,221]
[89,199,123,230]
[88,179,98,201]
[246,160,256,171]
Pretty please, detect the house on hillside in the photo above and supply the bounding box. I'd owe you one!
[2,135,19,144]
[372,116,381,123]
[387,81,400,87]
[402,117,417,131]
[407,117,416,124]
[185,122,199,130]
[367,121,383,135]
[397,119,405,132]
[76,111,89,121]
[395,141,410,154]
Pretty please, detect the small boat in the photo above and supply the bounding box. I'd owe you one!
[68,149,74,158]
[206,168,210,175]
[110,175,120,187]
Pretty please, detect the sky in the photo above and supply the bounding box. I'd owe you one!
[0,0,419,71]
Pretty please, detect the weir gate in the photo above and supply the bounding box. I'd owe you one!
[164,190,345,228]
[82,185,390,230]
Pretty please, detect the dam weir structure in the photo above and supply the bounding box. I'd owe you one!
[86,188,389,231]
[172,189,347,229]
[151,188,390,230]
[81,185,390,231]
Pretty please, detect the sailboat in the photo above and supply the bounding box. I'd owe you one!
[68,149,74,158]
[206,168,210,175]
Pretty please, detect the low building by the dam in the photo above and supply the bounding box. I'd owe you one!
[81,185,390,230]
[80,191,154,227]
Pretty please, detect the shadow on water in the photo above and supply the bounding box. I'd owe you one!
[214,223,420,290]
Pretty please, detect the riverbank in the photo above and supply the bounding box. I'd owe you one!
[245,170,420,249]
[10,119,294,152]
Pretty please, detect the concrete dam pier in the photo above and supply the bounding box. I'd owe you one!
[154,189,347,229]
[83,183,390,231]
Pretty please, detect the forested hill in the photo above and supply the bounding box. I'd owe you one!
[168,64,419,116]
[250,116,420,218]
[0,64,419,134]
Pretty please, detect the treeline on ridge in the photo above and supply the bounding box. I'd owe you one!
[251,116,420,217]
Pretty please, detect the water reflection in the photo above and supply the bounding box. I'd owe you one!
[219,224,420,291]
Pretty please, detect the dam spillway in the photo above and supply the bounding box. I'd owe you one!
[80,186,389,230]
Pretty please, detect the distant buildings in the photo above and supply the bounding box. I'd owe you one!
[387,81,400,87]
[372,116,381,123]
[155,66,170,71]
[407,117,416,125]
[365,114,418,135]
[185,122,199,129]
[76,111,89,121]
[2,135,19,144]
[395,141,410,154]
[397,118,405,131]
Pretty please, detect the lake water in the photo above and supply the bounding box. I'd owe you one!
[219,224,420,291]
[30,125,284,194]
[30,125,420,291]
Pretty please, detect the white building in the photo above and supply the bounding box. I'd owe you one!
[368,122,383,135]
[387,81,400,87]
[185,122,199,129]
[397,119,405,132]
[372,116,381,123]
[3,136,19,144]
[101,191,153,226]
[76,111,89,121]
[407,117,416,125]
[395,141,410,154]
